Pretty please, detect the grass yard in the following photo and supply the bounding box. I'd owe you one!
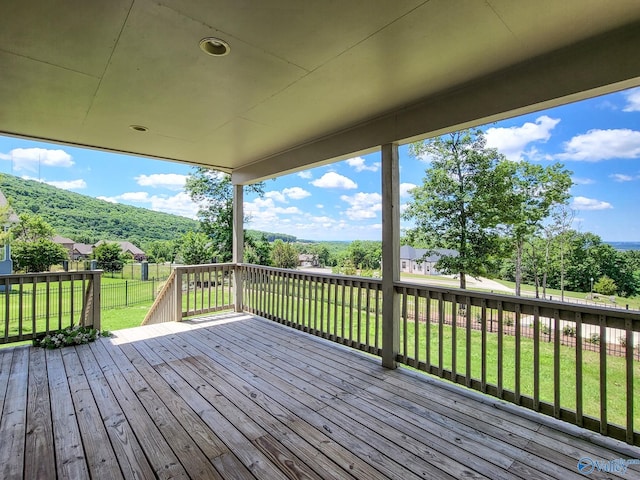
[101,302,154,331]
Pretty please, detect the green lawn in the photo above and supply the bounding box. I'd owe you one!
[101,302,154,331]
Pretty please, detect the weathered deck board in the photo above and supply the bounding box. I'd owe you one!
[0,312,638,479]
[1,347,28,480]
[24,348,55,480]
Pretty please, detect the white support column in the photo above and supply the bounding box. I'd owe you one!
[381,143,400,369]
[233,183,244,312]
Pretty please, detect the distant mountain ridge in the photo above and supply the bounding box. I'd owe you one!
[0,174,198,244]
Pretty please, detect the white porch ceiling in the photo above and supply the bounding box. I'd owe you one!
[1,1,639,183]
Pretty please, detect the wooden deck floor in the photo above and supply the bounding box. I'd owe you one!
[1,313,639,480]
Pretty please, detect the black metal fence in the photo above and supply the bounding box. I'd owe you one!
[101,279,161,310]
[58,262,175,281]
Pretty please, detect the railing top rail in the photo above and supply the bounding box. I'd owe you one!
[0,270,103,283]
[173,263,235,273]
[395,279,640,328]
[244,264,383,285]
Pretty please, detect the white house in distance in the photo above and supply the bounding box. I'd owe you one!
[399,245,457,276]
[0,190,19,276]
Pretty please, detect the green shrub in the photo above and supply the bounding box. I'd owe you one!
[594,275,617,296]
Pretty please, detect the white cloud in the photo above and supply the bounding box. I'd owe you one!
[1,148,73,172]
[316,204,324,209]
[572,177,595,185]
[96,191,198,218]
[340,192,382,220]
[273,206,302,215]
[485,115,560,160]
[311,172,357,189]
[346,156,380,172]
[46,179,87,190]
[20,175,86,191]
[135,173,187,190]
[119,191,150,202]
[400,182,417,197]
[557,129,640,161]
[609,173,635,182]
[283,187,311,200]
[297,170,313,179]
[571,196,613,211]
[264,187,311,203]
[264,191,286,203]
[623,87,640,112]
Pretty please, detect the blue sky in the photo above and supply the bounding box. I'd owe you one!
[1,87,639,242]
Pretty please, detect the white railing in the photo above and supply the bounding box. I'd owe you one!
[0,270,101,344]
[143,263,234,325]
[143,263,640,446]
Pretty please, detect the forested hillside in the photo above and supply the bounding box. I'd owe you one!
[0,174,198,244]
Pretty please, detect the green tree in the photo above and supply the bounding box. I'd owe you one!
[178,232,214,265]
[9,213,68,272]
[594,275,617,296]
[93,242,125,273]
[144,240,178,263]
[316,245,332,267]
[500,161,572,296]
[0,204,12,246]
[184,169,264,262]
[404,130,506,289]
[244,234,272,265]
[12,239,68,272]
[11,212,55,243]
[270,239,299,269]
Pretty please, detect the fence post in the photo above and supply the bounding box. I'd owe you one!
[174,268,182,321]
[125,280,129,306]
[92,271,101,330]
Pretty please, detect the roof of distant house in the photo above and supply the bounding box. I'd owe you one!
[73,243,93,255]
[399,245,458,262]
[51,234,75,245]
[94,240,145,255]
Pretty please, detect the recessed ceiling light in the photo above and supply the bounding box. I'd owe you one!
[129,125,148,132]
[199,37,230,56]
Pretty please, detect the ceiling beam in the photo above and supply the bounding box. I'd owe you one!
[232,22,640,185]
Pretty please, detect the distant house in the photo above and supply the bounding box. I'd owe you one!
[71,243,93,260]
[298,253,319,268]
[51,235,75,255]
[94,241,147,262]
[399,246,458,276]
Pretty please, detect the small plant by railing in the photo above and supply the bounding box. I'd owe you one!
[33,325,110,349]
[0,270,101,344]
